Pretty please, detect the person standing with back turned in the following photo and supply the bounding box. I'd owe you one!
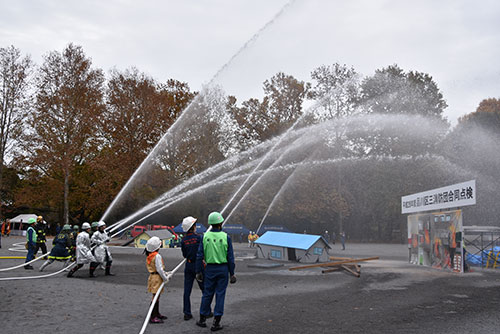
[24,218,37,269]
[196,211,236,331]
[34,216,48,256]
[180,216,206,321]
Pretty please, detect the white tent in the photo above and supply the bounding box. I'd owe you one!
[9,214,41,236]
[10,214,38,224]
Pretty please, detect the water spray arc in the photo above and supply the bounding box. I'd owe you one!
[106,144,267,235]
[222,98,329,221]
[256,147,320,233]
[101,0,297,225]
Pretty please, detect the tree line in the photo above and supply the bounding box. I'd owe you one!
[1,43,499,240]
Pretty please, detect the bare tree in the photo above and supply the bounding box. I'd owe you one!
[0,46,33,212]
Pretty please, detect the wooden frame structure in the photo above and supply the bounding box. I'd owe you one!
[288,256,379,277]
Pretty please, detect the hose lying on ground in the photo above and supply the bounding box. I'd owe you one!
[8,242,28,253]
[0,262,75,281]
[0,252,50,272]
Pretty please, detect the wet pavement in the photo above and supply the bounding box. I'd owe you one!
[1,236,500,334]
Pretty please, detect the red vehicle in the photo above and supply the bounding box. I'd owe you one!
[152,225,167,230]
[131,225,146,238]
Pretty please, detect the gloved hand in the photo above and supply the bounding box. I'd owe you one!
[230,275,237,284]
[196,273,203,283]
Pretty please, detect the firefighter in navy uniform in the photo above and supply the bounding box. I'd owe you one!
[34,215,48,256]
[196,212,236,331]
[39,224,73,271]
[180,216,206,321]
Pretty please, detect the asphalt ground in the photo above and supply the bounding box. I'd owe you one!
[1,236,500,334]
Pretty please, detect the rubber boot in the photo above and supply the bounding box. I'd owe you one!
[105,261,114,276]
[196,315,207,328]
[211,316,223,331]
[89,265,97,278]
[67,266,77,277]
[155,299,166,319]
[39,260,50,272]
[149,301,163,323]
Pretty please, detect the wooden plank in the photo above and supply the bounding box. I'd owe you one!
[353,263,361,273]
[341,264,360,277]
[321,267,341,274]
[289,256,379,271]
[329,256,354,261]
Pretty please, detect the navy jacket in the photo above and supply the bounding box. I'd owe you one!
[181,232,202,264]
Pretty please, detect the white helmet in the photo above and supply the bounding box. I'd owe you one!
[182,216,197,232]
[146,236,162,252]
[82,222,91,230]
[97,221,106,228]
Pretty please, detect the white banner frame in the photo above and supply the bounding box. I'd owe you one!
[402,180,476,214]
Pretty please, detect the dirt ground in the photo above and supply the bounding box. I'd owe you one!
[1,236,500,334]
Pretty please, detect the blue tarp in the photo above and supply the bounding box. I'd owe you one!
[173,223,207,234]
[466,246,500,266]
[255,231,330,250]
[256,225,291,235]
[223,224,250,235]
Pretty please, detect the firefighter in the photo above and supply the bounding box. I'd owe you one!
[89,221,99,238]
[91,221,114,276]
[69,223,81,260]
[40,224,73,271]
[180,216,206,321]
[196,212,236,331]
[24,218,37,270]
[34,216,48,256]
[67,222,97,277]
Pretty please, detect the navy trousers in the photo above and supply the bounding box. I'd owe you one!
[200,264,229,317]
[183,262,204,316]
[25,243,36,263]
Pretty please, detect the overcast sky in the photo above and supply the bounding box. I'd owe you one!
[1,0,500,124]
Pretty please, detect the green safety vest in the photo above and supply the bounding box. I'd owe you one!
[26,226,37,243]
[203,231,228,264]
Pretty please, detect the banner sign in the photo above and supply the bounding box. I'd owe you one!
[401,180,476,214]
